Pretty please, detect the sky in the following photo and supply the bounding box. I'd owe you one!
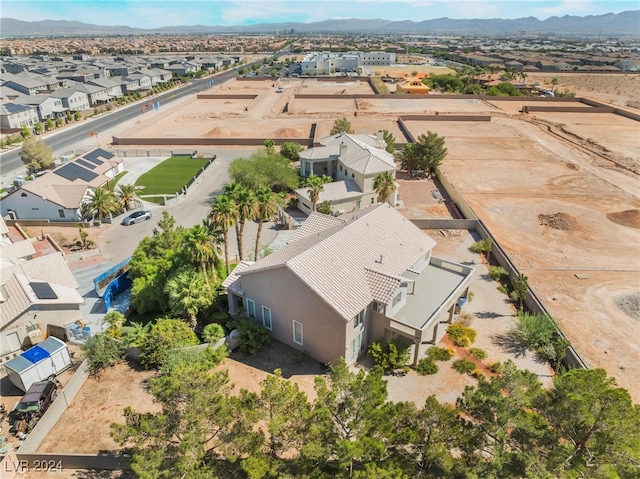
[1,0,636,29]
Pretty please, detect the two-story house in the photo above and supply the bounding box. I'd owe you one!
[0,103,39,130]
[13,94,68,121]
[295,132,398,215]
[223,204,474,366]
[49,89,91,112]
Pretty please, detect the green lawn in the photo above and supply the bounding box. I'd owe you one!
[135,155,209,195]
[107,170,128,190]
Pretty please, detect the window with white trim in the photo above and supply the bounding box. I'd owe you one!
[293,320,303,345]
[354,309,364,328]
[262,306,272,330]
[373,301,384,313]
[246,298,256,318]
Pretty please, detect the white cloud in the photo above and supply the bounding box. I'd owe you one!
[532,0,595,18]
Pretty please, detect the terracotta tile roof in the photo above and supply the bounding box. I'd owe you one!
[236,204,436,321]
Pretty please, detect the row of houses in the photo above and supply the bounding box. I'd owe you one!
[0,53,242,130]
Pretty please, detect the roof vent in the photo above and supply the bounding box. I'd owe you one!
[375,254,383,264]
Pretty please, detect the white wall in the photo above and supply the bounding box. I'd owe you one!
[1,189,82,221]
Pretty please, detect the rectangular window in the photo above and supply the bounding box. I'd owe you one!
[354,309,364,328]
[246,298,256,318]
[262,306,272,330]
[373,301,384,313]
[392,292,402,308]
[293,320,303,345]
[58,209,65,218]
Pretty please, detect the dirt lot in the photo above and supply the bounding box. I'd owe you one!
[524,72,640,107]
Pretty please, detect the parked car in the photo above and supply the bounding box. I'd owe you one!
[10,379,59,436]
[122,210,152,225]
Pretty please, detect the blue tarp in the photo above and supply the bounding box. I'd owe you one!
[21,345,50,364]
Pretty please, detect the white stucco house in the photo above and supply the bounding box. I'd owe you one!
[295,132,398,215]
[0,148,123,222]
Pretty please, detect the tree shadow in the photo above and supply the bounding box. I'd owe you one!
[492,332,528,358]
[475,311,505,319]
[73,469,134,479]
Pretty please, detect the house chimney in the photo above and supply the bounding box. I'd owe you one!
[376,130,383,142]
[339,142,347,157]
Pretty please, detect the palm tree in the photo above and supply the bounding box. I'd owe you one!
[101,311,126,339]
[373,172,397,204]
[395,143,420,174]
[254,187,279,260]
[116,184,137,211]
[551,77,559,93]
[165,267,212,330]
[81,187,120,222]
[305,174,331,212]
[233,186,257,262]
[209,194,237,275]
[185,224,217,287]
[223,182,244,256]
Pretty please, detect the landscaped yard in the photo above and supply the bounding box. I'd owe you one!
[135,155,209,196]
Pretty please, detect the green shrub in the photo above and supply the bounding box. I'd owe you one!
[229,316,270,355]
[140,318,199,369]
[416,358,439,375]
[368,339,411,374]
[452,358,476,375]
[487,361,504,374]
[426,346,454,362]
[471,368,486,380]
[497,284,509,294]
[469,348,487,361]
[446,323,477,347]
[508,312,570,368]
[82,333,125,377]
[488,265,508,281]
[202,323,225,343]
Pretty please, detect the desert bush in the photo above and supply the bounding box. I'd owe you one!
[509,312,570,368]
[416,358,438,375]
[497,284,509,294]
[452,358,476,375]
[469,348,487,361]
[82,333,125,377]
[488,265,508,281]
[368,339,411,374]
[487,361,504,374]
[446,323,477,347]
[426,346,454,362]
[139,318,199,369]
[471,369,486,380]
[457,312,473,326]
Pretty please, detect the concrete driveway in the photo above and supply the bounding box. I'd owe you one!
[98,147,280,263]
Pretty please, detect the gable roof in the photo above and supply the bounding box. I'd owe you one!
[321,133,395,175]
[235,204,436,321]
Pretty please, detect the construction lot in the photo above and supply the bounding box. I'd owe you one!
[112,76,640,400]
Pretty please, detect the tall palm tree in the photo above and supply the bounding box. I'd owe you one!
[233,186,257,262]
[81,186,120,222]
[305,174,331,212]
[185,224,216,287]
[201,217,224,278]
[116,184,137,211]
[254,187,279,261]
[165,268,212,330]
[373,172,397,204]
[209,194,237,275]
[223,182,243,255]
[395,143,420,174]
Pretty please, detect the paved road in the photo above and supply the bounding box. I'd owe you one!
[97,148,278,264]
[0,68,241,183]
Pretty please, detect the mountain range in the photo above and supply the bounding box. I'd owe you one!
[1,11,638,37]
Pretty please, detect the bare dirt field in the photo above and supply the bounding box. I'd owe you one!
[524,72,640,107]
[369,65,455,78]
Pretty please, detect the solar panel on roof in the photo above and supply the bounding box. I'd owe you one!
[75,158,96,170]
[83,148,114,165]
[54,163,98,182]
[30,282,58,299]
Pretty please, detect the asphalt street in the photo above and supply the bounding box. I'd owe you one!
[0,69,240,186]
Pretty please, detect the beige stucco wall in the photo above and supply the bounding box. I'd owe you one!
[239,267,348,364]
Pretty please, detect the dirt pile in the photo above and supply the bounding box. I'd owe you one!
[275,127,304,138]
[204,126,232,137]
[606,209,640,229]
[538,212,577,230]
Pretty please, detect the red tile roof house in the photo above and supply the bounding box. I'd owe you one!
[223,204,474,366]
